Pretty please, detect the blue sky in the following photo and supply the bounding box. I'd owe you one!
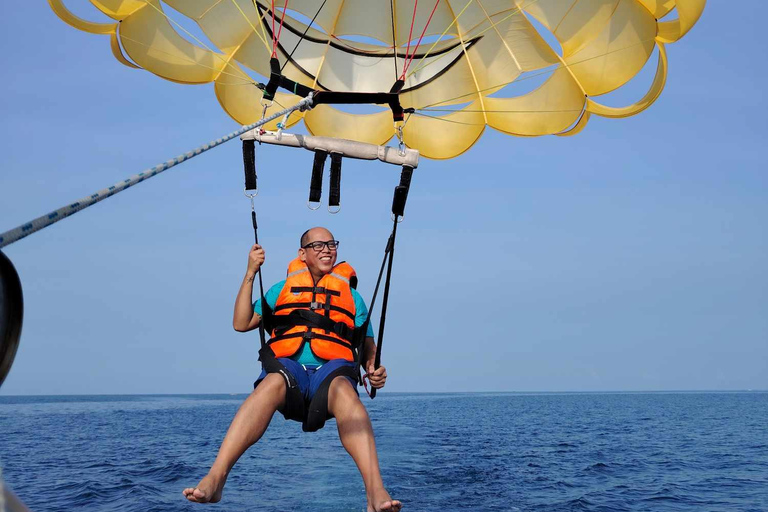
[1,2,766,395]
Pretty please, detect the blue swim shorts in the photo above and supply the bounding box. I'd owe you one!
[254,358,359,401]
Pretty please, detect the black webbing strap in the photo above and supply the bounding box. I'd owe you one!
[354,232,389,378]
[243,140,257,191]
[263,58,314,102]
[269,309,354,341]
[370,221,397,399]
[392,165,414,217]
[289,286,340,296]
[273,302,355,321]
[309,150,326,206]
[267,330,352,351]
[261,58,405,122]
[303,364,359,432]
[329,153,342,210]
[256,345,305,422]
[313,90,405,122]
[252,217,268,349]
[242,141,269,348]
[356,165,414,398]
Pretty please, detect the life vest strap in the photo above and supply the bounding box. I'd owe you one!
[270,310,354,342]
[268,330,353,348]
[273,302,355,321]
[289,286,341,297]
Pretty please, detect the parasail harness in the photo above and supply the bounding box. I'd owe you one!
[241,121,416,431]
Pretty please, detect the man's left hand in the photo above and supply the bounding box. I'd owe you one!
[366,362,387,389]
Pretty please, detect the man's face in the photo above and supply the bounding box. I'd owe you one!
[299,228,338,277]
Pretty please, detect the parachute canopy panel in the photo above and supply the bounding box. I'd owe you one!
[50,0,706,159]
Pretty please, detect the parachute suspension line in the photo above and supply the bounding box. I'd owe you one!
[271,0,290,58]
[411,111,483,126]
[140,0,262,80]
[400,0,442,79]
[271,0,276,55]
[390,0,399,79]
[281,0,328,73]
[406,0,474,80]
[407,0,542,80]
[0,95,314,249]
[400,0,419,80]
[423,108,583,113]
[116,34,254,86]
[242,139,269,349]
[246,0,272,52]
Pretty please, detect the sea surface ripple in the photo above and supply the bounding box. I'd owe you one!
[1,392,766,511]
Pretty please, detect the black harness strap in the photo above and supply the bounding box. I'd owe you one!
[256,345,305,422]
[309,150,327,206]
[258,345,357,432]
[392,165,414,217]
[242,141,270,348]
[260,57,406,123]
[273,302,354,320]
[267,330,353,348]
[356,165,414,398]
[329,153,342,210]
[303,364,359,432]
[269,309,354,341]
[263,58,314,102]
[354,233,389,383]
[289,286,340,296]
[243,140,257,191]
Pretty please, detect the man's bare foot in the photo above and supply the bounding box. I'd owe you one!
[182,473,226,503]
[367,487,402,512]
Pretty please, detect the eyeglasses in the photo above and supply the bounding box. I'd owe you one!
[302,240,340,252]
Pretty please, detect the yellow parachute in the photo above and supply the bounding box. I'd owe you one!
[49,0,705,159]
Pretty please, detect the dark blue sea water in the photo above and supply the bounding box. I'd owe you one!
[1,392,767,511]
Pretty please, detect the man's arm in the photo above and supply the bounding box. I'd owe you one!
[233,244,265,332]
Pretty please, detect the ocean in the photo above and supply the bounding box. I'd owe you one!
[1,392,766,511]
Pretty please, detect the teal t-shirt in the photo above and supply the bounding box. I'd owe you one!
[254,279,374,366]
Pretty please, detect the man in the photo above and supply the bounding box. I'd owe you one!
[183,227,401,512]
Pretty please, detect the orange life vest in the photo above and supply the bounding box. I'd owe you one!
[266,257,358,362]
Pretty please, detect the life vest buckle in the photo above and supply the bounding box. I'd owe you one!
[310,301,321,310]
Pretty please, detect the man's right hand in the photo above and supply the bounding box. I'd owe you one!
[247,244,265,276]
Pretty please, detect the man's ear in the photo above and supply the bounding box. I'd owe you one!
[298,248,306,262]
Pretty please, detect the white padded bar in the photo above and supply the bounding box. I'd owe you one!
[241,130,419,169]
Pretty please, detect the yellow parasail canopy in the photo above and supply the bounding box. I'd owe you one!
[49,0,705,159]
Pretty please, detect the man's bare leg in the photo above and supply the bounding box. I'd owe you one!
[328,377,402,512]
[182,374,286,503]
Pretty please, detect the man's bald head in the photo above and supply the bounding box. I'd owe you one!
[300,227,334,247]
[299,227,338,282]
